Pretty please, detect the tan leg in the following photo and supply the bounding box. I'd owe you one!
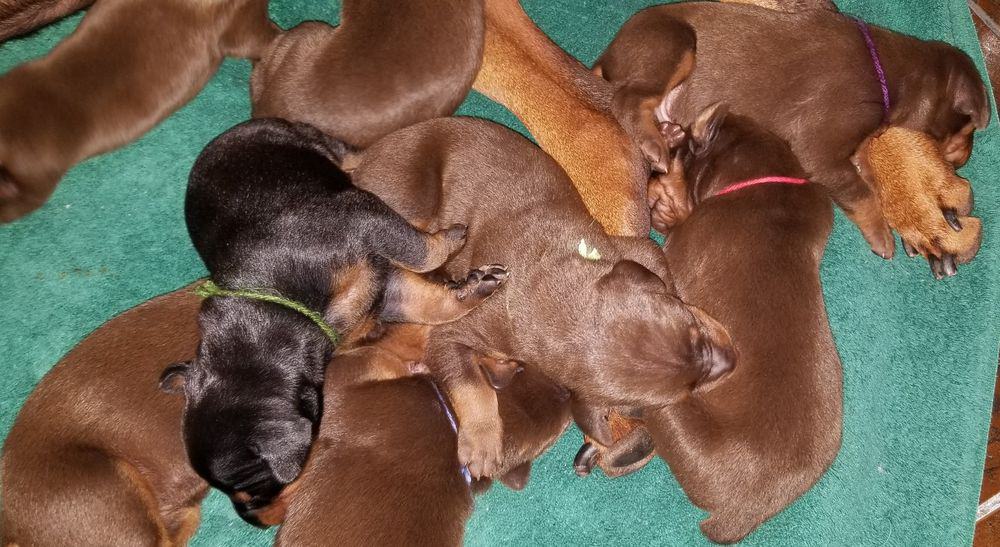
[379,265,509,325]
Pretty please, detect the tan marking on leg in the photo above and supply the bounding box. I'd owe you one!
[325,262,378,334]
[386,270,492,325]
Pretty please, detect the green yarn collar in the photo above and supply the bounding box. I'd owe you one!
[194,280,339,346]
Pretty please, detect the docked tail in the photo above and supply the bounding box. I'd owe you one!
[0,0,94,42]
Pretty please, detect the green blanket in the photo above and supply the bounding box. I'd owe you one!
[1,1,997,544]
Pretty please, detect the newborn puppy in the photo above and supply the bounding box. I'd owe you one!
[351,117,736,479]
[171,118,508,522]
[1,287,208,546]
[273,325,572,546]
[251,0,483,149]
[596,3,989,266]
[0,0,278,222]
[632,106,841,544]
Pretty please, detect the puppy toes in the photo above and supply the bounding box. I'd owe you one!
[451,264,510,302]
[457,425,502,479]
[640,137,670,173]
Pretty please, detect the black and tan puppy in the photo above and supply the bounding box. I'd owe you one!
[585,106,842,544]
[595,2,989,267]
[0,0,279,222]
[273,325,572,546]
[251,0,483,149]
[350,116,736,479]
[171,118,508,522]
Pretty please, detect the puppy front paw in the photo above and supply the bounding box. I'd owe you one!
[457,424,503,479]
[449,264,509,302]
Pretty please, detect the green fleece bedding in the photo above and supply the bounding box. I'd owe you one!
[1,1,997,545]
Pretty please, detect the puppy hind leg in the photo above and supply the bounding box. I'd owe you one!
[379,265,509,325]
[364,203,468,273]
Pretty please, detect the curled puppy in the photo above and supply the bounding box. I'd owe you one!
[351,117,736,479]
[273,325,572,546]
[596,3,989,269]
[626,105,841,544]
[251,0,483,149]
[0,0,278,222]
[1,287,208,546]
[171,118,508,523]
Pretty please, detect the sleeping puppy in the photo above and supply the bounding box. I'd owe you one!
[251,0,483,149]
[273,325,572,545]
[584,105,842,544]
[351,116,736,479]
[595,2,989,269]
[1,287,208,546]
[171,118,508,522]
[0,0,278,222]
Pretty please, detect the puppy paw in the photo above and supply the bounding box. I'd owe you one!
[640,136,670,174]
[449,264,509,302]
[457,424,503,478]
[863,127,982,277]
[648,172,693,233]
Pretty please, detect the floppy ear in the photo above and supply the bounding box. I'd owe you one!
[255,421,312,484]
[690,102,728,154]
[477,358,524,390]
[947,50,990,130]
[159,361,192,395]
[598,260,666,295]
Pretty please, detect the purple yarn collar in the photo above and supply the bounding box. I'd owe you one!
[429,380,474,487]
[852,16,891,124]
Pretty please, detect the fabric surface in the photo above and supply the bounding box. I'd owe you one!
[1,1,998,545]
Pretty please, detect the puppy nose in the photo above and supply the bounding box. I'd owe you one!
[234,502,269,529]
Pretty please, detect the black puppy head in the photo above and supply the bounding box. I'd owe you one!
[587,260,736,406]
[159,314,325,527]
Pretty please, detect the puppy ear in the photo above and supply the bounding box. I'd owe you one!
[159,361,192,395]
[598,260,666,295]
[570,398,613,447]
[498,461,533,491]
[687,306,737,387]
[255,421,312,484]
[946,50,990,129]
[690,102,729,154]
[477,358,524,390]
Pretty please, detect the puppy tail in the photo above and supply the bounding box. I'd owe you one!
[0,0,95,42]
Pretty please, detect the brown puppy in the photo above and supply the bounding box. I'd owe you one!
[251,0,483,150]
[471,0,649,237]
[1,287,208,546]
[595,2,989,265]
[624,105,840,544]
[274,326,572,546]
[351,116,736,479]
[0,0,278,222]
[0,0,94,42]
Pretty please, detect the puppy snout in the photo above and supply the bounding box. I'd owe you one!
[233,494,286,529]
[687,306,736,385]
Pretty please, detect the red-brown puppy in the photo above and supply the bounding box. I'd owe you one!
[1,287,208,546]
[639,105,841,544]
[352,117,736,479]
[251,0,483,149]
[274,326,571,546]
[595,2,989,268]
[0,0,278,222]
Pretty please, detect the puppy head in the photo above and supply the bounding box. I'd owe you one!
[905,44,989,167]
[586,260,736,406]
[159,312,325,527]
[676,103,804,198]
